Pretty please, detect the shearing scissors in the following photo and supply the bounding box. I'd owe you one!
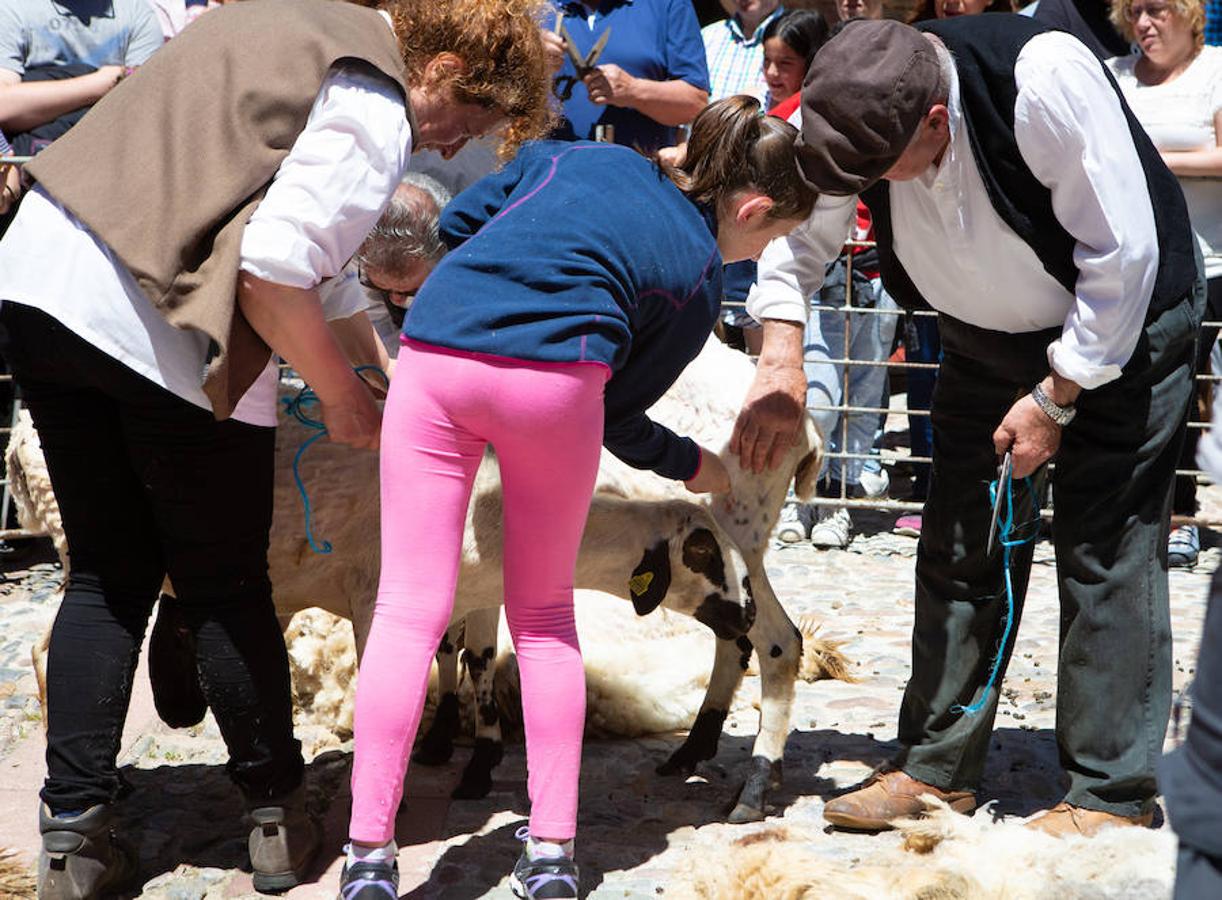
[552,18,612,102]
[987,450,1013,556]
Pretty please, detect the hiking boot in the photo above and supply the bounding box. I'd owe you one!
[38,803,136,900]
[822,770,976,831]
[775,500,809,544]
[509,827,579,899]
[1024,801,1154,837]
[810,507,852,549]
[1168,525,1200,568]
[337,857,399,900]
[248,786,321,893]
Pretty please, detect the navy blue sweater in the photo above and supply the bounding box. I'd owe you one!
[403,141,724,481]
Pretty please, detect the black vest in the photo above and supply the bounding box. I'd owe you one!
[862,14,1197,319]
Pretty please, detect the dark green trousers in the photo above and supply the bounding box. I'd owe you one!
[898,285,1202,817]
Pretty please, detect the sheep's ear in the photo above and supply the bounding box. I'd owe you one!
[629,540,671,616]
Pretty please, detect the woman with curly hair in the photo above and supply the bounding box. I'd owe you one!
[0,1,552,897]
[342,96,816,900]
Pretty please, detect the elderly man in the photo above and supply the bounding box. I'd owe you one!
[353,171,452,349]
[735,15,1204,836]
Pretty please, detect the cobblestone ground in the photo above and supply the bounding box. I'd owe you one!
[0,498,1214,899]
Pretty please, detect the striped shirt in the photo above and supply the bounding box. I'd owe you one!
[701,7,783,106]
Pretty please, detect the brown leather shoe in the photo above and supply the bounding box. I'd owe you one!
[1024,802,1154,838]
[822,770,977,831]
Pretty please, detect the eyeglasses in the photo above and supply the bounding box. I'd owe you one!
[358,265,416,309]
[1124,3,1172,22]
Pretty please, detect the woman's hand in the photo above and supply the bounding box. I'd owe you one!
[686,447,732,494]
[319,375,382,451]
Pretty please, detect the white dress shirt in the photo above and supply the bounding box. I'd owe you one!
[750,31,1160,390]
[0,56,412,424]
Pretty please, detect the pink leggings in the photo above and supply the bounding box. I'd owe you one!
[349,340,607,844]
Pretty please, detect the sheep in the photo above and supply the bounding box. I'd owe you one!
[14,336,823,824]
[684,797,1176,899]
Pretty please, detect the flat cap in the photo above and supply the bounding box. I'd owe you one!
[796,19,943,195]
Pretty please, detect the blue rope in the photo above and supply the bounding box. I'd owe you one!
[951,471,1040,717]
[280,365,389,555]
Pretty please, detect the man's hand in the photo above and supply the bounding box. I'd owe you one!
[583,64,636,107]
[732,319,807,473]
[992,373,1080,477]
[542,28,565,74]
[686,446,732,494]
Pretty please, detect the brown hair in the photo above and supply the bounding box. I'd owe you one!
[1109,0,1205,51]
[665,96,817,221]
[907,0,1015,23]
[382,0,555,157]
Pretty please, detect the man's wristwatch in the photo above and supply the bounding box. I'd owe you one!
[1031,383,1076,426]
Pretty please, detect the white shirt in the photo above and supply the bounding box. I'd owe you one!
[750,31,1160,390]
[1109,46,1222,281]
[0,59,412,424]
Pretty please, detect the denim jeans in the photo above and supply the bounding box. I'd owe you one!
[803,275,899,487]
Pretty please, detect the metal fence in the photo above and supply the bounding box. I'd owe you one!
[724,239,1220,526]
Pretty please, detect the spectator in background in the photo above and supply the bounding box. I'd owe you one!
[836,0,883,19]
[0,0,162,219]
[356,171,453,349]
[910,0,1015,20]
[1206,0,1221,43]
[702,0,784,107]
[144,0,223,41]
[0,0,162,135]
[550,0,709,153]
[1032,0,1131,58]
[1108,0,1222,567]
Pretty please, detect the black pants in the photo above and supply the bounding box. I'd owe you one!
[0,304,303,811]
[1172,276,1222,516]
[1162,568,1222,899]
[898,283,1202,816]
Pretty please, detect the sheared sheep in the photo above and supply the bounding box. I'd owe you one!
[14,336,824,823]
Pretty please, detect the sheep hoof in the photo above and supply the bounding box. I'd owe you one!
[413,693,460,766]
[726,756,782,824]
[451,737,503,800]
[149,594,207,729]
[657,708,727,776]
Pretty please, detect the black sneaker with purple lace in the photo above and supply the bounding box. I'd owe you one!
[509,827,579,899]
[337,857,398,900]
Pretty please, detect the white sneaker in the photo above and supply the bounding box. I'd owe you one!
[809,507,852,549]
[858,466,890,499]
[775,501,809,543]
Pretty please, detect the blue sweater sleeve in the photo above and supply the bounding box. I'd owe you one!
[438,155,527,250]
[603,410,701,482]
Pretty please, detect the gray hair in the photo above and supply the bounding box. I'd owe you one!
[923,34,955,106]
[356,172,453,277]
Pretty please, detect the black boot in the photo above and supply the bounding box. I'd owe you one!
[38,803,135,899]
[248,786,321,893]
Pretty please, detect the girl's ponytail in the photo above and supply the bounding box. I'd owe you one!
[664,96,816,222]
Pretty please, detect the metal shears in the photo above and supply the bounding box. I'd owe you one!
[552,18,612,102]
[987,450,1013,556]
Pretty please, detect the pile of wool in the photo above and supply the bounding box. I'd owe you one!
[683,797,1176,900]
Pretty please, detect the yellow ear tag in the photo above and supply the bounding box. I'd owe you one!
[629,571,654,596]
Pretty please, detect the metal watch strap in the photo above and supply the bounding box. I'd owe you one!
[1031,383,1076,426]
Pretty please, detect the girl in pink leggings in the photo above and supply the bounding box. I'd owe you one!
[342,97,817,900]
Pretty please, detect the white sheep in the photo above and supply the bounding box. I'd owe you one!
[14,336,824,823]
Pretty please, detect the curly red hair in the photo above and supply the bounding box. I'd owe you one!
[383,0,556,158]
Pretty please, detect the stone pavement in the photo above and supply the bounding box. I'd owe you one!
[0,505,1213,899]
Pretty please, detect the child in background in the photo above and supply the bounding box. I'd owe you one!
[342,96,816,900]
